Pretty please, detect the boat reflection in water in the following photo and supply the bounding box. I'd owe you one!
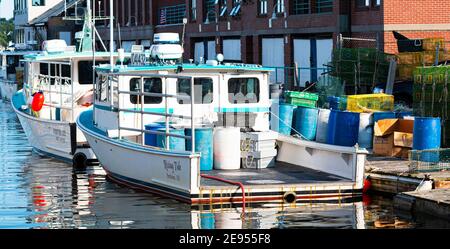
[17,147,366,229]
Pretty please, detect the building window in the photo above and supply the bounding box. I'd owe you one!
[177,78,213,104]
[258,0,268,15]
[228,78,260,104]
[292,0,310,15]
[204,0,216,22]
[32,0,45,6]
[129,78,163,104]
[356,0,370,8]
[219,0,228,17]
[274,0,285,13]
[316,0,333,13]
[191,0,197,21]
[159,4,186,25]
[374,0,381,6]
[230,0,241,17]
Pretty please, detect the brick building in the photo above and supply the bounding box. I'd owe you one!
[93,0,450,87]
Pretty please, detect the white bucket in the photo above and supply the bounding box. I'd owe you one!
[213,127,241,170]
[358,113,374,149]
[316,108,331,143]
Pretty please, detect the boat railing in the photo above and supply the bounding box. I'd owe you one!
[0,79,18,85]
[105,72,196,154]
[29,61,75,121]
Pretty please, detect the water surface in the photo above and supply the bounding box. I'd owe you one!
[0,100,449,229]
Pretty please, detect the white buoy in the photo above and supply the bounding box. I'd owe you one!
[213,127,241,170]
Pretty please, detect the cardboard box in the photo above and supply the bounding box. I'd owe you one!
[373,119,414,158]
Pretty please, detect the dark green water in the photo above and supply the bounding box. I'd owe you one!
[0,100,449,229]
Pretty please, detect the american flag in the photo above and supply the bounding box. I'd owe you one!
[160,8,167,25]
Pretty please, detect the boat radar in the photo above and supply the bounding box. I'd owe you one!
[150,33,184,60]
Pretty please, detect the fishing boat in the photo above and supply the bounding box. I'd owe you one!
[77,30,368,205]
[0,49,39,101]
[11,2,129,167]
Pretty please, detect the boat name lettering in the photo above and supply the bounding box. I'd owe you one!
[163,160,182,181]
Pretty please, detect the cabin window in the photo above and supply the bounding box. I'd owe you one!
[39,63,71,85]
[78,61,107,85]
[228,78,260,104]
[129,78,163,104]
[177,78,213,104]
[97,74,109,102]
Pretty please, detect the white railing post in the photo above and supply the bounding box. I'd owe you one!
[165,76,170,149]
[190,77,195,153]
[140,76,144,146]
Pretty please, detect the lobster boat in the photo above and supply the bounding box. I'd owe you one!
[77,33,368,205]
[0,49,39,101]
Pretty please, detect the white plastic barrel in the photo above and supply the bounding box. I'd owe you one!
[315,108,331,143]
[213,127,241,170]
[358,113,374,149]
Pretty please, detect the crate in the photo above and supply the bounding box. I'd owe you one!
[285,97,317,108]
[285,91,319,101]
[241,157,276,169]
[422,38,445,51]
[346,94,394,113]
[397,52,423,65]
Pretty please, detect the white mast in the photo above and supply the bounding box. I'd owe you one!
[109,0,114,71]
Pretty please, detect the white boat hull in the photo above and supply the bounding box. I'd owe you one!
[78,111,201,203]
[12,103,97,165]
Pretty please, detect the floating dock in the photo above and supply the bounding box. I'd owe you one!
[366,156,450,194]
[394,189,450,220]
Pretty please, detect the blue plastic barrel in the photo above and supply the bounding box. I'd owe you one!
[144,122,166,147]
[413,117,441,162]
[327,110,360,147]
[186,127,214,171]
[293,106,319,140]
[279,104,295,135]
[156,128,186,151]
[396,112,413,119]
[373,111,396,123]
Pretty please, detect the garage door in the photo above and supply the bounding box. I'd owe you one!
[194,40,216,62]
[207,40,216,60]
[59,32,72,46]
[262,38,285,84]
[316,39,333,79]
[223,39,241,61]
[293,39,311,87]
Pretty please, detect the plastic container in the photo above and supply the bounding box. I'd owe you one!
[346,94,394,113]
[373,111,396,123]
[278,104,295,136]
[358,113,374,148]
[316,109,331,143]
[285,91,318,108]
[413,117,441,162]
[186,127,214,171]
[213,127,241,170]
[327,110,360,147]
[413,117,441,150]
[144,123,166,147]
[156,128,186,151]
[293,106,318,141]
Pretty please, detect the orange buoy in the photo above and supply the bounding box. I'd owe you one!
[31,92,45,112]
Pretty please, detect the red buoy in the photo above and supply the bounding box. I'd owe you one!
[31,92,45,112]
[363,177,372,194]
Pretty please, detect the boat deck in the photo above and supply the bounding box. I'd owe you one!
[200,162,348,188]
[195,162,360,205]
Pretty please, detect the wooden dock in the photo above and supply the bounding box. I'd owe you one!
[365,156,450,194]
[394,189,450,220]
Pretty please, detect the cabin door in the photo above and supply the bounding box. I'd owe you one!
[172,76,219,126]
